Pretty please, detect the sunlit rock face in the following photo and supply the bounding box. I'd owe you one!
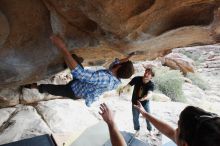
[0,0,220,88]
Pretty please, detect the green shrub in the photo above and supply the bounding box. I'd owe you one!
[178,50,204,65]
[178,50,199,60]
[116,85,132,95]
[186,73,208,90]
[153,67,186,102]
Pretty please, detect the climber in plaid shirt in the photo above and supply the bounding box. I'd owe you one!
[35,35,135,106]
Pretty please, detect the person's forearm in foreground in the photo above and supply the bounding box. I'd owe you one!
[142,111,175,141]
[107,122,127,146]
[134,101,176,142]
[99,103,127,146]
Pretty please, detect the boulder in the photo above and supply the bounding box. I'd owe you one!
[161,52,195,74]
[0,88,20,108]
[35,99,98,133]
[0,105,52,145]
[0,107,16,126]
[21,88,45,104]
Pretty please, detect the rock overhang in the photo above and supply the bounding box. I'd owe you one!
[0,0,220,88]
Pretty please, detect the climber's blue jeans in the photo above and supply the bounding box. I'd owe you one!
[132,100,152,131]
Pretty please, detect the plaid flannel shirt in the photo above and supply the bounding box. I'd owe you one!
[71,65,121,106]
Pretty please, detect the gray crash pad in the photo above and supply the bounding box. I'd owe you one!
[162,135,176,146]
[70,122,149,146]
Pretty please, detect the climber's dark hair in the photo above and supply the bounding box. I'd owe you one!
[116,61,134,79]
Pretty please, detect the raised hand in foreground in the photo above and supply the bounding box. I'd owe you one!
[99,103,127,146]
[99,103,114,126]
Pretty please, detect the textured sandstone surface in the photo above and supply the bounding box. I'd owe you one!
[0,0,220,88]
[161,52,195,74]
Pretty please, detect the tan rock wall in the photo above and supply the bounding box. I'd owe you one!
[0,0,220,88]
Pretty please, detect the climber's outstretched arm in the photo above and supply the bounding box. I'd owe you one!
[50,35,78,70]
